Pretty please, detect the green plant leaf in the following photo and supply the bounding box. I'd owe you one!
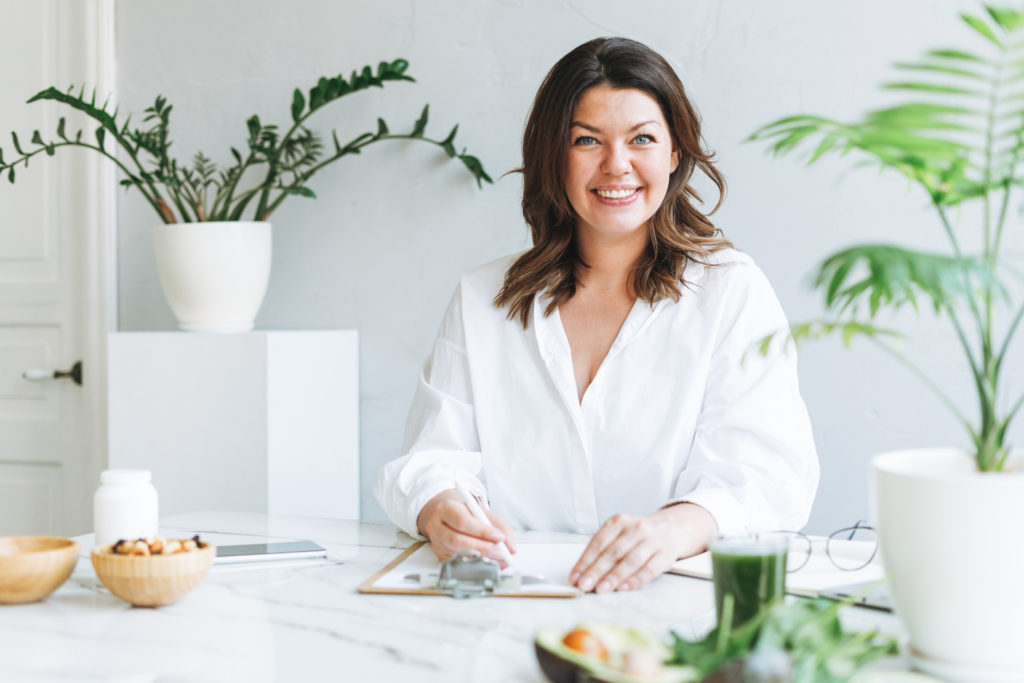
[7,167,14,183]
[927,47,988,62]
[893,61,986,79]
[865,102,977,124]
[96,127,105,149]
[411,104,429,138]
[960,12,1002,46]
[814,244,996,316]
[287,186,316,198]
[783,320,901,349]
[247,115,261,141]
[291,88,305,123]
[441,124,458,157]
[389,58,410,76]
[459,153,493,187]
[986,6,1024,32]
[11,132,24,155]
[377,118,389,136]
[27,86,119,134]
[882,81,980,95]
[31,130,43,146]
[56,117,67,141]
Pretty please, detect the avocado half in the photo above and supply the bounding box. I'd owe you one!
[534,625,698,683]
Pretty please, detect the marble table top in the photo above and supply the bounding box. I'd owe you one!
[0,511,906,682]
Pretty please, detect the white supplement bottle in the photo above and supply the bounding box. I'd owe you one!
[93,469,159,547]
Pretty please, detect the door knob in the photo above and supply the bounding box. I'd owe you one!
[22,360,82,386]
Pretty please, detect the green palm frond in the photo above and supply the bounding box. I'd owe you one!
[814,244,996,316]
[748,7,1024,206]
[753,320,901,358]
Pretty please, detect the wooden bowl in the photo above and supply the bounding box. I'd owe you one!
[0,536,80,604]
[91,542,215,607]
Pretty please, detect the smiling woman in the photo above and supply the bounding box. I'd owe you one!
[565,85,680,249]
[375,37,819,597]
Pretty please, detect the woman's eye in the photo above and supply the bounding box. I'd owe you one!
[573,135,597,146]
[633,134,654,145]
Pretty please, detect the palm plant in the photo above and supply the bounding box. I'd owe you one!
[749,5,1024,472]
[0,59,491,223]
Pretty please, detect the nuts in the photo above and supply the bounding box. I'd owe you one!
[111,534,204,556]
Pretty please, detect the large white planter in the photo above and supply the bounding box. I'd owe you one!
[873,448,1024,682]
[153,221,272,333]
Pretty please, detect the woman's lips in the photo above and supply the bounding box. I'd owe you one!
[592,187,641,205]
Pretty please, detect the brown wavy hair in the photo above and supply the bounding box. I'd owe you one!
[494,37,732,328]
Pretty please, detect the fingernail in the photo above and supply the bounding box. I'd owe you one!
[596,581,612,593]
[569,572,579,584]
[579,576,594,592]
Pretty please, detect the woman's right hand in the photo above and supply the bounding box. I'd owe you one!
[416,488,516,567]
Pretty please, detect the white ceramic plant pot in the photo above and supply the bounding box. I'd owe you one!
[153,221,272,333]
[872,448,1024,682]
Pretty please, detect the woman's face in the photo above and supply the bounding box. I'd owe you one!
[564,84,680,246]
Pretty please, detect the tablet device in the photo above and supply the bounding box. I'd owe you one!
[213,540,327,564]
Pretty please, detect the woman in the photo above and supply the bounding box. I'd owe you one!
[375,37,818,593]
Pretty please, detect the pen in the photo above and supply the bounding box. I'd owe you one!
[454,480,514,567]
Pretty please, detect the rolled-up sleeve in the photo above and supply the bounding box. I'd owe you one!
[374,285,488,538]
[668,263,819,533]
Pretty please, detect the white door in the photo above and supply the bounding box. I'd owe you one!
[0,0,114,536]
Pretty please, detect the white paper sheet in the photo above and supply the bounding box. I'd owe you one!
[371,541,587,596]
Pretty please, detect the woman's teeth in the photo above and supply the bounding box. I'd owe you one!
[595,188,638,199]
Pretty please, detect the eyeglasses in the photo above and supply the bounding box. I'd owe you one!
[768,520,879,573]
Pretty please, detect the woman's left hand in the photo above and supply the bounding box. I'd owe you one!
[569,503,717,593]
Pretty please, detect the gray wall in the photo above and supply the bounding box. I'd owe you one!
[115,0,1023,533]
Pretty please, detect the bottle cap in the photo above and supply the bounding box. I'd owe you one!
[100,469,152,485]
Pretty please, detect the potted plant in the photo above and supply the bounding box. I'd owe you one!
[0,59,491,331]
[750,6,1024,680]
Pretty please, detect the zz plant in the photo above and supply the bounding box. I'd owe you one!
[0,59,491,223]
[750,5,1024,472]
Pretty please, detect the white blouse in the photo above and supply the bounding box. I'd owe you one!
[375,249,819,539]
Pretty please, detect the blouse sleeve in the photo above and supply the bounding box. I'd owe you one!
[668,262,820,533]
[373,284,489,539]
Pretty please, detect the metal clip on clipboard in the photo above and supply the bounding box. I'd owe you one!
[411,550,522,599]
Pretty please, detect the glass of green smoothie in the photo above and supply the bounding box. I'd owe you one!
[709,532,789,628]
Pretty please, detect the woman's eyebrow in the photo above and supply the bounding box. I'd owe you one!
[570,120,662,133]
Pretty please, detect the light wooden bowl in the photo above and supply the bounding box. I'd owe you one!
[91,542,215,607]
[0,536,80,604]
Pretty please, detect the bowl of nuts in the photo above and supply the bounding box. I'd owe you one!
[91,534,215,607]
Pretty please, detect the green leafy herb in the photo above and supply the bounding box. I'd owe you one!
[671,597,898,682]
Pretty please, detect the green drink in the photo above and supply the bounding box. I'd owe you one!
[709,533,788,628]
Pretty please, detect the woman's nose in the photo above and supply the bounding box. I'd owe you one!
[601,144,631,175]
